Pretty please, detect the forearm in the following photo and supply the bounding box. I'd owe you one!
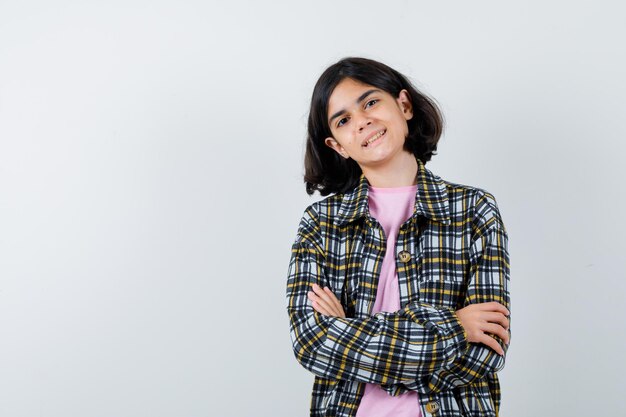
[379,306,509,394]
[425,327,509,392]
[288,301,468,386]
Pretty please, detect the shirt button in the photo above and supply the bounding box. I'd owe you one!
[425,401,440,413]
[398,250,411,263]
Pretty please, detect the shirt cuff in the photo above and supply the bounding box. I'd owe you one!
[401,302,469,365]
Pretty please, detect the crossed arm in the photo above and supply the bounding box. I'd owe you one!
[308,285,509,356]
[287,191,511,392]
[306,192,511,393]
[287,239,472,387]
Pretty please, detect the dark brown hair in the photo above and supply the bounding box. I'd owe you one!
[304,57,444,196]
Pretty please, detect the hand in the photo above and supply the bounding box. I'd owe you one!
[307,284,346,318]
[455,301,510,355]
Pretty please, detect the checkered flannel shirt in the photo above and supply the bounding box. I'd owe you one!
[286,158,511,417]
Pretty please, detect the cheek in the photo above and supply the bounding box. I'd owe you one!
[385,109,408,129]
[391,116,410,136]
[337,135,358,148]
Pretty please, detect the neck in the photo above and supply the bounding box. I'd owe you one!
[361,152,419,188]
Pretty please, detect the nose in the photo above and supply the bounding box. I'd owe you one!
[356,114,372,132]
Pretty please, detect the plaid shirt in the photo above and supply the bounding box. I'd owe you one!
[286,158,511,417]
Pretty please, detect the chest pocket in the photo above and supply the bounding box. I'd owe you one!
[418,279,467,310]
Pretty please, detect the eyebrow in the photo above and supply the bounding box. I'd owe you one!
[328,89,382,124]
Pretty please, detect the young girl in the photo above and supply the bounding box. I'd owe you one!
[286,57,511,417]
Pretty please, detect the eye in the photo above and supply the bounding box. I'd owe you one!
[365,99,379,108]
[337,117,348,128]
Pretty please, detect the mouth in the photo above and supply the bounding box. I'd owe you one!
[362,129,386,148]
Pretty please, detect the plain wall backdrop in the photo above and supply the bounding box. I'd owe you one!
[1,1,625,416]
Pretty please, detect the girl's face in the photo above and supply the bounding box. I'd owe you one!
[324,77,413,171]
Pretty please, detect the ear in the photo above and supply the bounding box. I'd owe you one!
[397,89,414,121]
[324,137,350,159]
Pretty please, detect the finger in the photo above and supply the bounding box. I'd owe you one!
[322,286,340,307]
[311,284,346,318]
[309,290,335,315]
[491,301,510,316]
[323,287,345,317]
[478,301,510,316]
[478,333,505,355]
[311,300,334,316]
[308,291,334,316]
[312,285,339,314]
[483,322,510,345]
[484,312,510,329]
[307,290,324,310]
[482,301,509,316]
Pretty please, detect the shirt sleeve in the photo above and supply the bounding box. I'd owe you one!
[422,190,511,393]
[286,206,469,386]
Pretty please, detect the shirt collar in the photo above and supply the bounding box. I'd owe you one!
[334,158,451,227]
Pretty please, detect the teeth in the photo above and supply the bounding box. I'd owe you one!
[365,129,385,146]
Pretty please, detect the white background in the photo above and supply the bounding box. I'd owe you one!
[1,1,625,416]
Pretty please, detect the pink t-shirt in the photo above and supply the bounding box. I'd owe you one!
[355,183,422,417]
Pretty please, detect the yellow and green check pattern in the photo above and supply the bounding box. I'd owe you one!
[285,158,511,417]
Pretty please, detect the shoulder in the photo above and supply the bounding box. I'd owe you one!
[293,193,345,244]
[299,193,344,224]
[444,179,500,209]
[442,178,505,234]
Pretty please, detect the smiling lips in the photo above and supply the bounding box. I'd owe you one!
[363,129,386,147]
